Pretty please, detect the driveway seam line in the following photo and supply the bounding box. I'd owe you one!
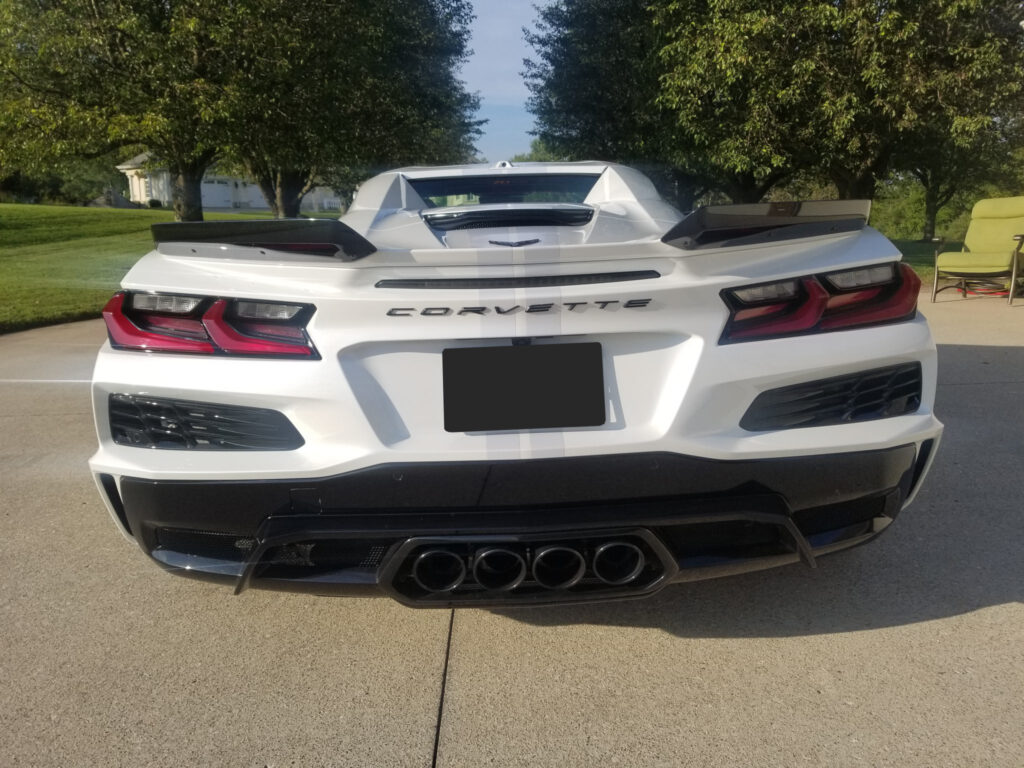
[431,609,455,768]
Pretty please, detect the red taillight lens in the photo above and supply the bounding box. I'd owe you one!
[726,279,829,340]
[721,262,919,343]
[201,299,315,357]
[819,264,920,330]
[102,292,319,358]
[102,293,216,354]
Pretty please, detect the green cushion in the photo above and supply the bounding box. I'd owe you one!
[963,196,1024,254]
[971,196,1024,218]
[937,250,1013,274]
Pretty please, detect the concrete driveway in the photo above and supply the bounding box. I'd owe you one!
[1,294,1021,767]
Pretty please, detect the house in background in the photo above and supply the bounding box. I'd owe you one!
[116,154,342,212]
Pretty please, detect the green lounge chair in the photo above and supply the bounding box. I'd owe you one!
[932,196,1024,306]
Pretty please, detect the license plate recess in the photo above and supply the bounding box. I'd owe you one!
[442,342,605,432]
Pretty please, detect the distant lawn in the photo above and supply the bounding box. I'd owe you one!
[891,238,960,286]
[0,203,954,334]
[0,204,266,333]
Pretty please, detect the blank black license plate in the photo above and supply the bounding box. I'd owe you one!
[443,342,605,432]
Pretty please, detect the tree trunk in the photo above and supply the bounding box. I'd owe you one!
[276,169,310,218]
[170,166,205,222]
[252,166,315,218]
[666,167,706,212]
[721,170,790,204]
[722,173,766,204]
[832,170,878,200]
[255,175,281,218]
[922,184,940,242]
[168,154,215,221]
[831,149,892,200]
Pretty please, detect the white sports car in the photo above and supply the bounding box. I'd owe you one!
[89,161,942,606]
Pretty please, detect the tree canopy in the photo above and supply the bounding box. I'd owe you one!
[218,0,481,217]
[523,0,710,209]
[526,0,1024,215]
[0,0,481,220]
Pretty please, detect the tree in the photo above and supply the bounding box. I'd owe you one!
[0,1,232,220]
[652,0,1024,202]
[219,0,482,218]
[511,139,567,163]
[525,0,662,161]
[0,153,129,206]
[896,123,1019,240]
[887,3,1024,238]
[523,0,706,209]
[0,0,482,221]
[653,1,828,201]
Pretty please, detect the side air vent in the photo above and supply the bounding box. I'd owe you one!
[109,394,304,450]
[375,270,660,290]
[423,207,594,231]
[740,363,922,431]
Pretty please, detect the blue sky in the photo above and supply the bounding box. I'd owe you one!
[462,3,542,162]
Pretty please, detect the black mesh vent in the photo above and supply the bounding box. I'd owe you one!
[110,394,304,450]
[740,363,922,431]
[156,528,255,561]
[375,270,659,290]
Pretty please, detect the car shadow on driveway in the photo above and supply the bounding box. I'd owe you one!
[494,343,1024,638]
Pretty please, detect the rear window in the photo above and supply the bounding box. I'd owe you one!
[409,174,600,208]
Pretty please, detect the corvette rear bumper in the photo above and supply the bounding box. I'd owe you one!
[98,443,933,606]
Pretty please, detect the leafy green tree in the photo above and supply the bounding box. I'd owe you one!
[887,3,1024,238]
[1,154,129,206]
[525,0,662,161]
[511,139,566,163]
[0,0,230,220]
[0,0,481,221]
[653,1,826,201]
[219,0,481,218]
[523,0,707,209]
[653,0,1024,202]
[896,124,1019,240]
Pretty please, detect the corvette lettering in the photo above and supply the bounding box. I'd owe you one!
[386,299,653,316]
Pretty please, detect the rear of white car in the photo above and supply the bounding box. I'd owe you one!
[89,162,942,606]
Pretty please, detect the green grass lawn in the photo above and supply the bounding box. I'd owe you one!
[890,239,960,287]
[0,203,952,334]
[0,204,267,333]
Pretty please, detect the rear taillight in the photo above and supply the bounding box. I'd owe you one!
[102,292,319,358]
[721,262,920,343]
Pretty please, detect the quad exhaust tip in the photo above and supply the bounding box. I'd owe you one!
[532,545,586,589]
[406,538,653,597]
[592,541,645,585]
[472,547,528,591]
[411,549,467,593]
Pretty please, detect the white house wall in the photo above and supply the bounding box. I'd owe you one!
[120,167,341,212]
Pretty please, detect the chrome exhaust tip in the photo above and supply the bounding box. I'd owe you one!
[472,547,527,591]
[532,545,586,589]
[411,549,467,593]
[592,541,645,585]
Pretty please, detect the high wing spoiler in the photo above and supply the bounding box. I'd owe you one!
[661,200,871,250]
[151,219,376,262]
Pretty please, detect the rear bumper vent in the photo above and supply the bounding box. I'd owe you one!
[375,270,660,290]
[740,363,922,431]
[109,394,304,450]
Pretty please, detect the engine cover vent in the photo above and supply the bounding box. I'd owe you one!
[423,207,594,231]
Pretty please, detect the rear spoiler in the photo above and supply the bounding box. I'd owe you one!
[661,200,871,250]
[151,219,376,262]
